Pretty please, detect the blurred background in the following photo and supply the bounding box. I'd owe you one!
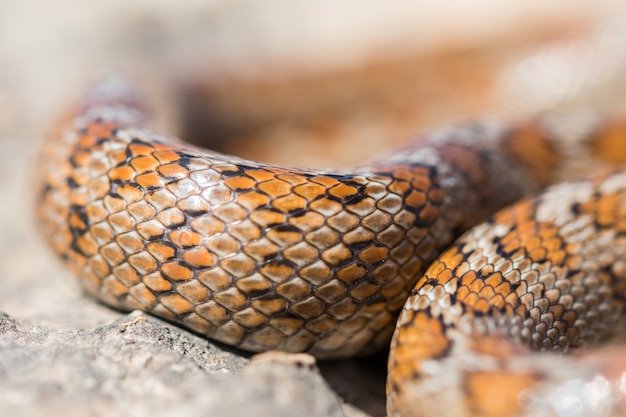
[3,0,626,168]
[2,1,626,416]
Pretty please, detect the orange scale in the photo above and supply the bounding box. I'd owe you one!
[427,187,444,204]
[272,194,307,213]
[289,211,325,233]
[452,261,471,278]
[160,294,194,315]
[484,272,503,288]
[400,258,424,281]
[490,294,511,312]
[100,242,125,266]
[136,220,166,241]
[522,236,542,252]
[460,270,478,286]
[405,190,426,208]
[503,287,519,304]
[328,183,359,200]
[236,191,270,211]
[252,298,287,316]
[245,169,278,182]
[290,297,325,320]
[266,228,303,248]
[442,251,464,270]
[473,298,492,314]
[455,286,471,301]
[502,239,521,255]
[258,179,292,197]
[337,264,367,284]
[276,278,312,302]
[177,277,210,304]
[109,165,136,182]
[77,135,98,149]
[538,225,559,239]
[478,285,496,300]
[68,211,87,231]
[276,173,309,186]
[259,262,295,284]
[136,171,165,190]
[494,280,513,296]
[513,218,539,236]
[127,142,155,156]
[390,169,414,182]
[435,268,454,284]
[152,150,181,163]
[543,236,563,252]
[224,175,256,191]
[322,243,352,265]
[528,248,547,262]
[498,227,519,244]
[328,211,359,233]
[468,278,487,293]
[112,263,140,287]
[130,155,159,174]
[236,274,271,295]
[461,292,480,308]
[169,228,202,248]
[419,204,439,222]
[347,201,377,221]
[547,250,566,266]
[115,231,144,254]
[387,180,411,195]
[102,276,130,298]
[410,175,432,191]
[158,163,189,180]
[229,220,261,243]
[305,226,340,250]
[426,260,447,278]
[358,245,388,264]
[183,247,217,268]
[300,261,333,286]
[76,234,99,257]
[107,149,128,166]
[161,261,194,281]
[597,210,616,227]
[293,182,326,200]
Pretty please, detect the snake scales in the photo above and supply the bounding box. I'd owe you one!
[36,74,626,417]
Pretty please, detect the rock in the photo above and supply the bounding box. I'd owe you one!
[0,311,345,417]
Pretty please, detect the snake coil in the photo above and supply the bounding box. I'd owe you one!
[36,74,626,417]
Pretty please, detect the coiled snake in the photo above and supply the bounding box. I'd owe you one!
[36,75,626,417]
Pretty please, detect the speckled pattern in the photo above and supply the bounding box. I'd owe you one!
[388,169,626,417]
[36,75,626,417]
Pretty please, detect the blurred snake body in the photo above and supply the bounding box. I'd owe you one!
[36,75,626,417]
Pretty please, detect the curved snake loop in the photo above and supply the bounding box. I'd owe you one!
[36,75,626,416]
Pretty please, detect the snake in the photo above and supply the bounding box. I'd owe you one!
[35,74,626,417]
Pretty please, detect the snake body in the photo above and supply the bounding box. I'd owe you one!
[36,75,626,416]
[388,169,626,416]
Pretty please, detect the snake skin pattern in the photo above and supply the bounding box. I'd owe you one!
[36,75,626,416]
[388,169,626,417]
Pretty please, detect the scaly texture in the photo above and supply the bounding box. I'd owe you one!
[388,169,626,417]
[36,75,626,417]
[35,75,556,358]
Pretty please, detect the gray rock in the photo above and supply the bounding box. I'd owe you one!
[0,311,346,417]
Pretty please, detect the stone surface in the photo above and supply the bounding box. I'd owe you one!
[0,311,346,417]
